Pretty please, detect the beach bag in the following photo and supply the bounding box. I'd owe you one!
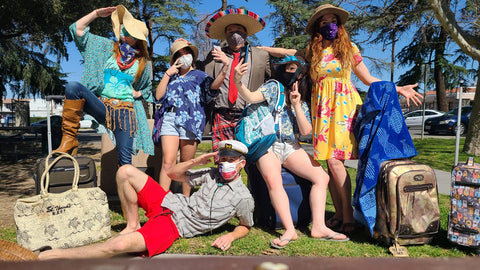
[374,159,440,257]
[235,80,284,163]
[14,152,111,251]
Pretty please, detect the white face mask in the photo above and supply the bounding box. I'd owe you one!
[177,54,193,69]
[219,161,241,181]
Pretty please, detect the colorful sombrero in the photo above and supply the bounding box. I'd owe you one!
[205,8,266,40]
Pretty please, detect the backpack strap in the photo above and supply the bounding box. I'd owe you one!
[264,79,285,139]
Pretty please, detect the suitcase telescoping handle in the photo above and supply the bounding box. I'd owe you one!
[45,95,65,154]
[40,152,80,197]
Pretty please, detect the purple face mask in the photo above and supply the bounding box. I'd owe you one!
[319,23,338,40]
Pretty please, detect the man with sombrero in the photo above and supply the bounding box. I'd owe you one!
[53,5,154,165]
[203,8,271,162]
[39,140,254,259]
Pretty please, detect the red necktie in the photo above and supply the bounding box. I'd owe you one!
[228,52,240,105]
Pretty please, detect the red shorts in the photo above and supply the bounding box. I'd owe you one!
[137,176,179,257]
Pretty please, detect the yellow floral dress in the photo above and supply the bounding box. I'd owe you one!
[310,43,363,160]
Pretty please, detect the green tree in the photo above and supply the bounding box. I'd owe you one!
[266,0,315,52]
[0,0,120,102]
[429,0,480,156]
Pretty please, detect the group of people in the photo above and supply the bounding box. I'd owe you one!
[40,4,422,259]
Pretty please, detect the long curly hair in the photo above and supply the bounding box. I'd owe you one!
[305,16,355,72]
[113,40,149,83]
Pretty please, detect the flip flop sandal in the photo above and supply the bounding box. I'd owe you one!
[314,232,350,242]
[270,237,295,249]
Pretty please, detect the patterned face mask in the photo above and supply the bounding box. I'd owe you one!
[219,161,241,181]
[118,42,137,67]
[226,31,247,47]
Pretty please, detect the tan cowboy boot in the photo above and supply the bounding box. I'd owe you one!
[53,98,85,155]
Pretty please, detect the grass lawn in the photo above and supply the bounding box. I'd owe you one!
[1,138,479,257]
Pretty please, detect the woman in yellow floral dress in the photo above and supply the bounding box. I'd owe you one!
[259,4,422,234]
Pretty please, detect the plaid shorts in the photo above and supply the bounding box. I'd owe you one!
[212,111,240,163]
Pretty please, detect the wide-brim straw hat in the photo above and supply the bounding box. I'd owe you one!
[305,4,350,35]
[0,240,38,261]
[205,8,266,40]
[111,5,149,52]
[169,40,199,65]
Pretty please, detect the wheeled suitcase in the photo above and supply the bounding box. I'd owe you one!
[34,155,97,194]
[34,95,97,194]
[374,159,440,256]
[247,164,311,229]
[447,157,480,251]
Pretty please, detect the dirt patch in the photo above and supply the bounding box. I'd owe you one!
[0,140,101,228]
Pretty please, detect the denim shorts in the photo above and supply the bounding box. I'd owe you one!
[159,112,196,140]
[267,141,301,164]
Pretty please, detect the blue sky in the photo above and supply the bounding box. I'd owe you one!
[61,0,275,83]
[55,0,478,95]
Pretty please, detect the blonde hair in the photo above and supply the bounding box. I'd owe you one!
[305,23,356,71]
[113,41,149,83]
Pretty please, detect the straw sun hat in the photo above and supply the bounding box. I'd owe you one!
[205,8,266,40]
[169,40,199,65]
[111,5,149,52]
[305,4,350,35]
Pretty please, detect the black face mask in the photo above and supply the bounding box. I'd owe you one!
[278,72,297,88]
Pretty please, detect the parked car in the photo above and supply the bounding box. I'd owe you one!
[424,106,472,135]
[403,109,444,128]
[30,115,63,131]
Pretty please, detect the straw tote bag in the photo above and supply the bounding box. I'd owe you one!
[14,152,111,251]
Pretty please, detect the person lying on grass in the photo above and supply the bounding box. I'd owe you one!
[39,140,254,259]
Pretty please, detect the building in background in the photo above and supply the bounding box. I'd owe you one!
[400,86,476,112]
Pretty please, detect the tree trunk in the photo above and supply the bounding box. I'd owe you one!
[463,68,480,156]
[434,28,449,112]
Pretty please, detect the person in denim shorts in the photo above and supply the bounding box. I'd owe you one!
[233,56,349,249]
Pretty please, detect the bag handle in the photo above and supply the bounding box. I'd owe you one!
[40,152,80,197]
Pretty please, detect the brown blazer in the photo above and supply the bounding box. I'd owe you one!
[202,45,271,110]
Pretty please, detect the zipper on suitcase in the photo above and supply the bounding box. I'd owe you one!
[452,224,479,235]
[453,181,480,187]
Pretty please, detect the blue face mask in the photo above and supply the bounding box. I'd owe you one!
[319,23,338,40]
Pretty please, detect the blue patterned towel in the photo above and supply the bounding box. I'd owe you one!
[352,81,417,235]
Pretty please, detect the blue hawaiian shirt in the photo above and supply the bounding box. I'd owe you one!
[258,80,311,143]
[158,69,215,141]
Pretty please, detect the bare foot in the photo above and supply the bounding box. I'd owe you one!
[311,227,348,241]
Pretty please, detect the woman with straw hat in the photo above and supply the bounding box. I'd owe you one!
[153,39,229,196]
[259,4,423,235]
[54,5,154,166]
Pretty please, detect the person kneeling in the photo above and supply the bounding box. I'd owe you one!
[39,140,254,259]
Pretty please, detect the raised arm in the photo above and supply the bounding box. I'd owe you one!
[210,47,230,90]
[166,152,218,182]
[233,58,265,104]
[258,46,298,58]
[290,82,312,135]
[353,61,423,107]
[155,59,182,100]
[76,6,117,37]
